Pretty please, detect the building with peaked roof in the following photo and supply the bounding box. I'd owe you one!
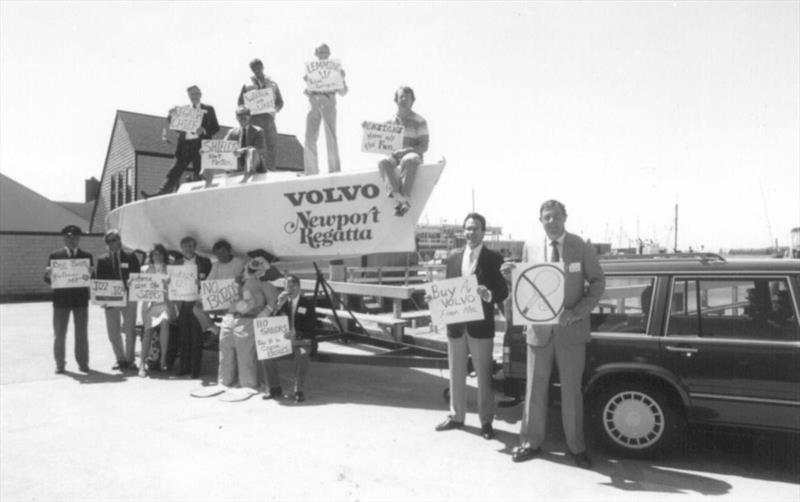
[89,110,304,232]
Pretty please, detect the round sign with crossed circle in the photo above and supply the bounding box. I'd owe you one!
[513,263,565,323]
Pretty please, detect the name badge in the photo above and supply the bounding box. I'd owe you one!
[297,306,307,314]
[568,262,581,273]
[121,263,129,269]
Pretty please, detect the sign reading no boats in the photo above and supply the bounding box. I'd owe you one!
[512,263,565,325]
[170,106,205,134]
[361,121,404,155]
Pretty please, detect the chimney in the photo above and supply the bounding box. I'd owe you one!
[85,177,100,202]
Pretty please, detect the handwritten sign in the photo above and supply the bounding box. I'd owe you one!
[201,140,238,172]
[361,121,404,155]
[424,276,484,326]
[254,316,293,360]
[201,279,239,311]
[305,59,344,92]
[90,280,127,307]
[243,88,275,115]
[169,106,205,134]
[128,273,167,302]
[512,262,565,325]
[50,259,91,289]
[168,264,199,301]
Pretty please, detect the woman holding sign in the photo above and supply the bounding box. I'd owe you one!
[139,244,175,377]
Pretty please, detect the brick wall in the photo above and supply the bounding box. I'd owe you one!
[0,232,108,302]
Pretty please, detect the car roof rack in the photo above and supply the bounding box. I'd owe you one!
[599,253,726,264]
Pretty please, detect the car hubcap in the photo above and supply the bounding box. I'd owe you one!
[603,390,664,449]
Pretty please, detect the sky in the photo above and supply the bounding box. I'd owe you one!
[1,1,798,251]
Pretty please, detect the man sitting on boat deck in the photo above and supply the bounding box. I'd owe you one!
[142,85,220,198]
[203,106,267,184]
[378,86,429,217]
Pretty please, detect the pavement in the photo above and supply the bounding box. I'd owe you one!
[1,302,798,501]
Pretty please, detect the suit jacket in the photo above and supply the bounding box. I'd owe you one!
[45,248,94,308]
[224,125,267,171]
[173,103,220,152]
[527,232,605,347]
[277,295,316,340]
[96,249,141,288]
[184,255,212,280]
[445,246,509,339]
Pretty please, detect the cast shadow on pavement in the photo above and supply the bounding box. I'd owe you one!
[62,369,127,384]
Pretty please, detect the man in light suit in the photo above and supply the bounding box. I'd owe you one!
[435,212,508,440]
[511,200,605,468]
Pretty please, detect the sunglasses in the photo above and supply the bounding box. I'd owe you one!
[105,237,119,244]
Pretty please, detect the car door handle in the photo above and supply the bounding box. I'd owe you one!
[665,345,699,354]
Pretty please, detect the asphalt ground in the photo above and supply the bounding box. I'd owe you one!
[1,302,798,501]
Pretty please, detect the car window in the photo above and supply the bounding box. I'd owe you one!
[667,277,799,341]
[591,276,654,333]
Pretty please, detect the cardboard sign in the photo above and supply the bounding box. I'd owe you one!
[361,121,404,155]
[243,88,275,115]
[512,262,565,325]
[169,106,205,134]
[168,264,199,301]
[50,258,91,289]
[424,276,485,326]
[201,279,239,311]
[128,273,167,302]
[201,140,238,172]
[305,59,345,92]
[90,280,127,307]
[254,316,293,360]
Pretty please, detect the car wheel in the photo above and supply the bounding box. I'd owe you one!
[590,382,679,457]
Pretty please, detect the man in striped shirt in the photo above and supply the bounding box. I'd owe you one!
[378,86,429,217]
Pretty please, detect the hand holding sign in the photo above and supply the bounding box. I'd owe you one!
[424,276,484,326]
[169,106,205,134]
[512,263,565,325]
[305,59,345,92]
[91,280,127,307]
[361,121,404,155]
[254,316,293,360]
[50,259,91,289]
[243,88,275,115]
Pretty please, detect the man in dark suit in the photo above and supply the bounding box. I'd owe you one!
[435,212,508,439]
[224,106,268,177]
[143,85,220,197]
[176,235,212,378]
[511,200,605,468]
[262,274,316,402]
[44,225,94,374]
[96,229,141,371]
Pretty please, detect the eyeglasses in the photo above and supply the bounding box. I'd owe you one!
[105,238,119,244]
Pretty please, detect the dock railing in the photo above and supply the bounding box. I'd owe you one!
[345,265,446,285]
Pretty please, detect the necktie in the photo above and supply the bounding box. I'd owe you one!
[550,241,560,263]
[290,300,296,328]
[113,252,121,279]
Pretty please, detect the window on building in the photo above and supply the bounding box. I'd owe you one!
[109,176,117,210]
[667,277,799,341]
[590,276,655,333]
[116,173,124,207]
[125,167,133,204]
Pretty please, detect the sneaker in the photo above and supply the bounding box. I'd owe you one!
[394,201,411,217]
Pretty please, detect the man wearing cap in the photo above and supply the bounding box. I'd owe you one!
[238,59,283,171]
[44,225,94,374]
[143,85,220,197]
[303,43,348,175]
[223,106,268,179]
[96,229,141,371]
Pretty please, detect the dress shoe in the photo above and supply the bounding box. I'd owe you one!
[78,365,90,373]
[112,361,124,371]
[570,451,593,469]
[127,362,138,371]
[511,445,541,463]
[435,417,464,431]
[55,367,66,374]
[262,386,283,400]
[294,391,306,403]
[481,422,495,440]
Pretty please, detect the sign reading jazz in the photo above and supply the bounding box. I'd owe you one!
[201,279,238,311]
[512,263,565,325]
[424,276,485,326]
[243,88,275,115]
[50,259,91,289]
[201,140,238,172]
[254,316,293,360]
[361,122,404,155]
[128,273,167,302]
[90,280,127,307]
[305,59,344,92]
[168,264,199,301]
[169,106,205,134]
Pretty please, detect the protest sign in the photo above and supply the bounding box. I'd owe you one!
[200,279,239,311]
[128,273,167,303]
[254,316,293,360]
[304,59,345,92]
[168,264,199,301]
[512,262,565,325]
[169,106,205,134]
[361,122,405,155]
[424,276,485,326]
[243,88,275,115]
[90,280,127,307]
[50,259,91,289]
[201,140,238,172]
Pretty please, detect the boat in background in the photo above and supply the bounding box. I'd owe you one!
[106,161,445,260]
